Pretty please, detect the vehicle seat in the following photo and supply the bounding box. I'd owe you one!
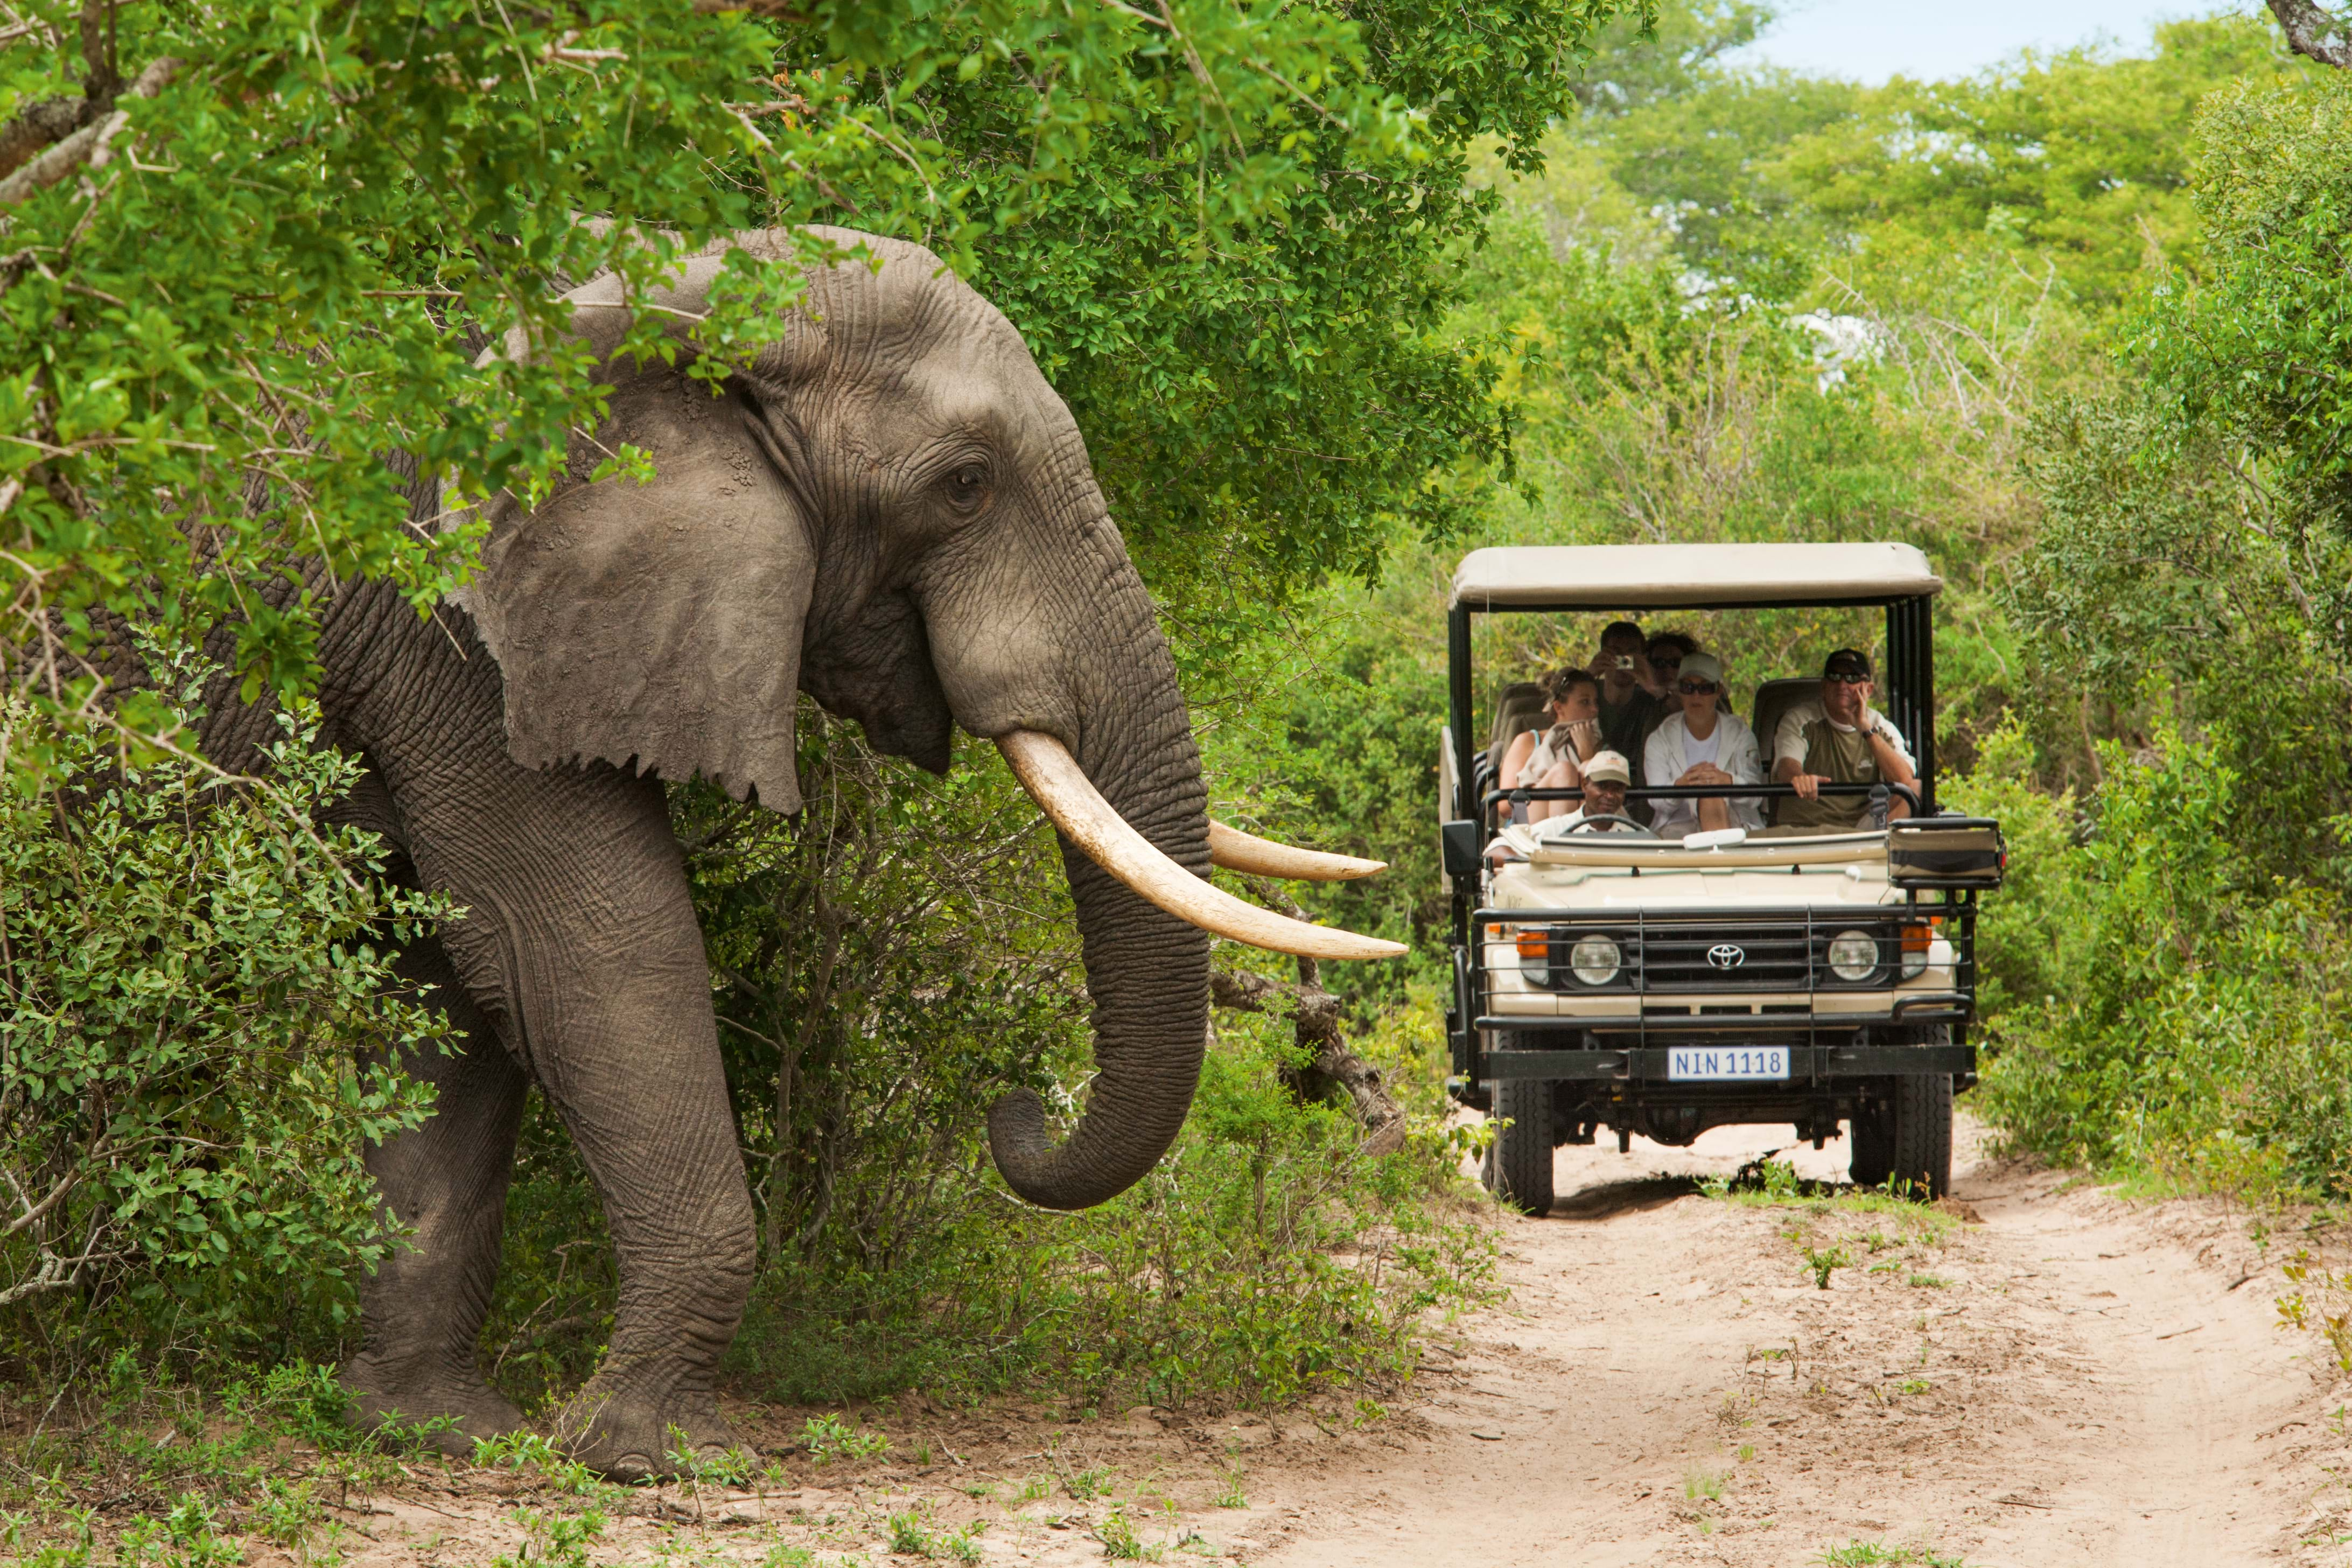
[1748,677,1819,826]
[1488,682,1548,761]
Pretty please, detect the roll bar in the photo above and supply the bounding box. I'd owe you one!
[1444,593,1939,821]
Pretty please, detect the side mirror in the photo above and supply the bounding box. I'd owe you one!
[1440,819,1482,881]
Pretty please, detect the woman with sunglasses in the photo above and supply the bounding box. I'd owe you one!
[1642,652,1765,838]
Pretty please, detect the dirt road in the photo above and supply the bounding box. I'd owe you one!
[1245,1116,2332,1567]
[337,1114,2352,1567]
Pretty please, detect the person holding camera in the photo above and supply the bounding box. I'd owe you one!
[1590,620,1663,783]
[1770,647,1916,831]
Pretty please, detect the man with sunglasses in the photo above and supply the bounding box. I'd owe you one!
[1770,648,1916,832]
[1643,652,1764,838]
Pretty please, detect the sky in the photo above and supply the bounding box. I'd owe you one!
[1724,1,2250,82]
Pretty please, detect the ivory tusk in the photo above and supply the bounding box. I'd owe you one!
[1208,820,1386,881]
[998,731,1406,962]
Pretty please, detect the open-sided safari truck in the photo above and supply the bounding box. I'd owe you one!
[1439,544,2005,1212]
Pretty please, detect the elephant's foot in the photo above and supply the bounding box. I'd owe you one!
[340,1354,525,1460]
[555,1369,739,1481]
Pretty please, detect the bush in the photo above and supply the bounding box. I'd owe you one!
[0,663,450,1369]
[1971,723,2352,1198]
[723,1004,1497,1412]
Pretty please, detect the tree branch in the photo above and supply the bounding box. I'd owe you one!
[79,0,119,103]
[0,96,88,182]
[1211,967,1406,1154]
[2269,0,2352,67]
[0,54,174,206]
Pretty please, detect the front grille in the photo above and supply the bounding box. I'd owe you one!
[1519,914,1901,993]
[1635,920,1821,991]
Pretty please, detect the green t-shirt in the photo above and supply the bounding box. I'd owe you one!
[1775,718,1879,831]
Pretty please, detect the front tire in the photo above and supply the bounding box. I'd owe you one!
[1852,1072,1952,1198]
[1485,1073,1556,1216]
[1887,1073,1954,1198]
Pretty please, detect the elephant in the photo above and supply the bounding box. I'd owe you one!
[179,227,1399,1479]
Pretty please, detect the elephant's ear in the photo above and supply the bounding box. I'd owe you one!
[455,256,817,811]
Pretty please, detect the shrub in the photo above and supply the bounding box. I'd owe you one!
[1971,722,2352,1198]
[719,996,1498,1413]
[0,664,450,1367]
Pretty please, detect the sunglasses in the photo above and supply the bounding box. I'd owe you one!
[1676,680,1718,695]
[1825,671,1871,686]
[1650,655,1683,669]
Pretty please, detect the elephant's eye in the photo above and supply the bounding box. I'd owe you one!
[944,461,990,510]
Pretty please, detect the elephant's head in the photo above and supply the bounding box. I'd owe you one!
[453,227,1396,1210]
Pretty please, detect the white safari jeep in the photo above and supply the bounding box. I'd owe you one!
[1438,544,2005,1212]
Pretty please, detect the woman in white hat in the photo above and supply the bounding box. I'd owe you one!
[1642,652,1765,838]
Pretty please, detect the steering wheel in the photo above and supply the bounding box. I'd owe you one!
[1563,812,1657,838]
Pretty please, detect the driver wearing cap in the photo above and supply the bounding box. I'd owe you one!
[1539,750,1644,835]
[1770,648,1916,831]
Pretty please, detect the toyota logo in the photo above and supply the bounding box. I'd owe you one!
[1706,944,1747,970]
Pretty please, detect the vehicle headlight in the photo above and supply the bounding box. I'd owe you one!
[1900,922,1930,981]
[1569,935,1622,987]
[1826,929,1879,982]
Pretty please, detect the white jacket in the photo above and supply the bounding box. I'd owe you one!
[1643,710,1765,836]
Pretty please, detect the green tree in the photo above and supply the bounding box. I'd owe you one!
[1,0,1652,734]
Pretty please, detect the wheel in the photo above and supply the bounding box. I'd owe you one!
[1850,1073,1952,1197]
[1886,1073,1954,1199]
[1485,1073,1556,1216]
[1847,1093,1894,1188]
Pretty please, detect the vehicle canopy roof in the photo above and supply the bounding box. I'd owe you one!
[1449,542,1941,611]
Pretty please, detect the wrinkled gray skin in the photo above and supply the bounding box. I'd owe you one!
[193,229,1210,1479]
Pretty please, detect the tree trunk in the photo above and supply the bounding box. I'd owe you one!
[2269,0,2352,68]
[1209,967,1407,1156]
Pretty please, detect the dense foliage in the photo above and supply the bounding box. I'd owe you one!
[0,653,449,1356]
[0,0,1645,727]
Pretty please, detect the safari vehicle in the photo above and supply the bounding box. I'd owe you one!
[1438,543,2005,1212]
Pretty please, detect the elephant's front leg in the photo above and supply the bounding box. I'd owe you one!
[424,767,758,1481]
[533,925,757,1479]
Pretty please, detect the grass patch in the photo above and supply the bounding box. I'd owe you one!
[1818,1542,1966,1566]
[0,1361,484,1564]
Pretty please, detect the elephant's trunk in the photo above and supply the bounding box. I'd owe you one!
[983,645,1215,1210]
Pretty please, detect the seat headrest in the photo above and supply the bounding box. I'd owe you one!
[1749,677,1822,825]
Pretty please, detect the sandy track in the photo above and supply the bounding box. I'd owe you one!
[1254,1115,2320,1567]
[326,1113,2352,1567]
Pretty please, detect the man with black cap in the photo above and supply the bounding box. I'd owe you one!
[1769,648,1916,832]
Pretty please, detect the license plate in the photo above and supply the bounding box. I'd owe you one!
[1668,1046,1789,1081]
